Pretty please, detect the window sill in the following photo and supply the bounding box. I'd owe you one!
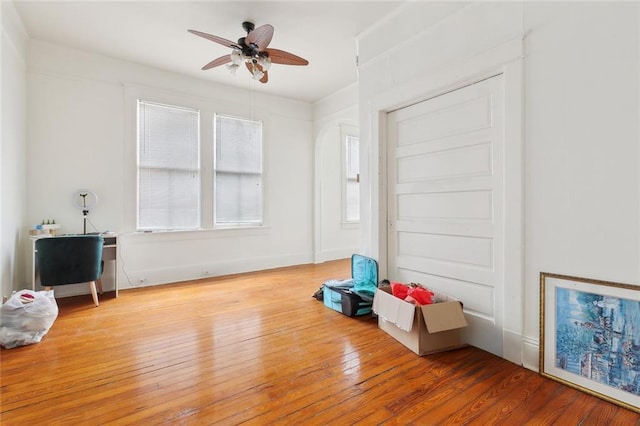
[128,226,271,242]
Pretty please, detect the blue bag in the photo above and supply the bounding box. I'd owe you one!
[320,254,378,317]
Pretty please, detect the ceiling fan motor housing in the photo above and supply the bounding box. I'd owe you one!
[237,37,261,59]
[242,21,255,33]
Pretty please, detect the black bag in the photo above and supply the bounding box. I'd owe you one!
[312,286,324,301]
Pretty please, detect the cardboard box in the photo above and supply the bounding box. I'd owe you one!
[372,288,468,355]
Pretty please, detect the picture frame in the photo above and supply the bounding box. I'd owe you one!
[540,272,640,413]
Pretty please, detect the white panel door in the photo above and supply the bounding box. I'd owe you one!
[387,75,504,355]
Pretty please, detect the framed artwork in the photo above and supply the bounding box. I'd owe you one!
[540,272,640,413]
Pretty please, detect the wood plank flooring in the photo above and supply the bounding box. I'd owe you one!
[1,259,639,425]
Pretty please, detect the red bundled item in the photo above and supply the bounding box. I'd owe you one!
[390,282,434,305]
[390,282,409,300]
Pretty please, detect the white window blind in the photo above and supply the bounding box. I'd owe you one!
[137,101,200,230]
[345,134,360,222]
[214,114,263,226]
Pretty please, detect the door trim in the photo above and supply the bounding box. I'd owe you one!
[366,36,524,364]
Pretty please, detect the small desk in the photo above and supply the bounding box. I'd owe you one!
[31,233,119,297]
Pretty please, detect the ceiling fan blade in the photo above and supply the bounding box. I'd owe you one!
[246,24,274,51]
[265,48,309,66]
[260,71,268,84]
[188,29,237,49]
[202,55,232,70]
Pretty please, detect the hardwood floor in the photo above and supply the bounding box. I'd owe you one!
[1,259,638,425]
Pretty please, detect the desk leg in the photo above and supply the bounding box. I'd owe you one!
[115,255,118,298]
[32,252,36,291]
[100,244,118,297]
[31,240,39,291]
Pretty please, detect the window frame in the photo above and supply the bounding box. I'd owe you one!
[341,125,360,225]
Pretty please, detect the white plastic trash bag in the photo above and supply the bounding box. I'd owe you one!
[0,289,59,349]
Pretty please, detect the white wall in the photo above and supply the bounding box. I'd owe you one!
[523,1,639,368]
[25,40,316,294]
[313,84,360,263]
[1,1,28,299]
[357,1,639,369]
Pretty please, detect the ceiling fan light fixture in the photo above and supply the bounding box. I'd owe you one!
[258,56,271,71]
[226,63,240,75]
[252,67,264,80]
[230,50,243,65]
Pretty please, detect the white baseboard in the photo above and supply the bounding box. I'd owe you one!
[502,328,523,365]
[119,252,315,290]
[48,253,315,297]
[522,335,540,372]
[499,329,540,371]
[501,330,540,372]
[314,248,357,264]
[43,282,97,299]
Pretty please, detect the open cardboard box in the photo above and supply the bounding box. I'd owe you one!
[372,287,468,355]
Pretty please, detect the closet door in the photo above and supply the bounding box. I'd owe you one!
[386,75,505,355]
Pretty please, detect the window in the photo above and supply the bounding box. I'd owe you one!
[137,101,200,230]
[214,114,263,227]
[344,134,360,223]
[136,100,263,232]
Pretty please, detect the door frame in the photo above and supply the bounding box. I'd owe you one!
[366,37,524,364]
[313,118,360,264]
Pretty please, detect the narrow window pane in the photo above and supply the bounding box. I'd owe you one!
[139,104,198,169]
[214,114,263,226]
[137,101,200,230]
[138,168,200,229]
[345,180,360,222]
[215,172,262,224]
[346,135,359,179]
[345,135,360,222]
[216,116,262,172]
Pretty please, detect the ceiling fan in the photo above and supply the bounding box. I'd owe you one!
[188,21,309,84]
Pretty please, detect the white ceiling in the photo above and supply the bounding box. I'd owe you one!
[13,1,404,103]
